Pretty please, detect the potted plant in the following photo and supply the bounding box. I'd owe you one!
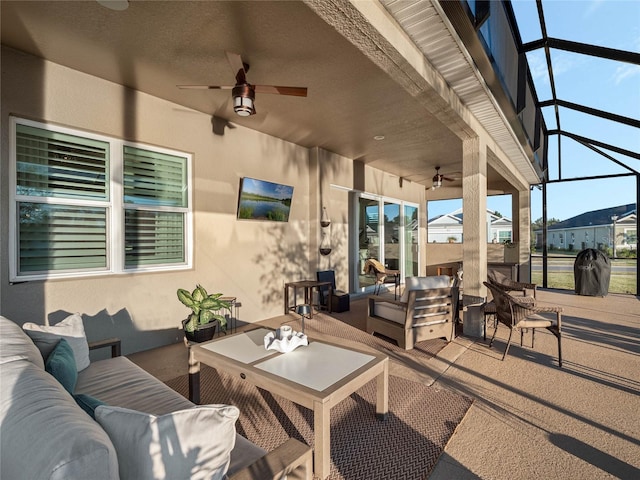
[503,240,519,263]
[177,284,231,343]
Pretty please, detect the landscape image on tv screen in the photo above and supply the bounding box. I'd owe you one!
[237,177,294,222]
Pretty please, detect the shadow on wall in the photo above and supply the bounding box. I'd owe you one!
[252,224,308,310]
[48,309,179,358]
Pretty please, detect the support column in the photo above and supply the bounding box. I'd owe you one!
[516,189,531,282]
[462,137,487,337]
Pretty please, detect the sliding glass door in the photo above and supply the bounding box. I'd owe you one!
[356,194,419,292]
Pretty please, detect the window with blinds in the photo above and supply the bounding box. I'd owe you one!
[123,146,187,267]
[11,117,191,280]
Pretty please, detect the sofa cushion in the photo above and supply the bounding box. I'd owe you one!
[96,404,239,480]
[400,275,451,303]
[45,338,78,394]
[76,356,267,475]
[0,316,44,369]
[77,356,194,415]
[0,359,118,480]
[23,313,91,371]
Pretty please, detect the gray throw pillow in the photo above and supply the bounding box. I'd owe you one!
[23,313,91,371]
[95,404,239,480]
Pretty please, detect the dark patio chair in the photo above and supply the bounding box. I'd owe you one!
[483,281,563,367]
[316,270,350,313]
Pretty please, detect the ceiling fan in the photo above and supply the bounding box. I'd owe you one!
[431,166,460,190]
[177,51,308,117]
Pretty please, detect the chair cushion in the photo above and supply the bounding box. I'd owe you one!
[364,258,385,273]
[400,275,451,302]
[23,313,91,371]
[372,302,405,324]
[519,313,558,328]
[95,404,239,480]
[45,338,78,394]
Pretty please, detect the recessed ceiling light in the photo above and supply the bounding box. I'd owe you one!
[97,0,129,11]
[373,135,385,141]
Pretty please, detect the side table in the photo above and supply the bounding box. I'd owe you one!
[284,280,332,317]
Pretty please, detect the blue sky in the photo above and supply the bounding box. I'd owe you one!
[431,0,638,223]
[242,178,293,200]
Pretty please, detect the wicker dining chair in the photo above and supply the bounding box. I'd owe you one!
[483,270,538,340]
[483,281,563,367]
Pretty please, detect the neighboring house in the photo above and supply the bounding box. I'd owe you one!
[534,204,637,251]
[428,209,512,243]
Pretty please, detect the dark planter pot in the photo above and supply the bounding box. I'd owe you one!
[182,318,217,343]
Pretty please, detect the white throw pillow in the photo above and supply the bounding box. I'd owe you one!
[95,404,239,480]
[400,275,452,303]
[23,313,91,371]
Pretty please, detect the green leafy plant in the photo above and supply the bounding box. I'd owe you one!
[177,285,231,333]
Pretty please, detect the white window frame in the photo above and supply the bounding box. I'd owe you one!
[9,117,193,281]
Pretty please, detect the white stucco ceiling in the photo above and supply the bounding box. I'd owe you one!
[1,0,539,192]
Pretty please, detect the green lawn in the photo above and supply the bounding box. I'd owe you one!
[531,256,637,294]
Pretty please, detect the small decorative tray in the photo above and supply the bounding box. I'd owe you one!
[264,329,308,353]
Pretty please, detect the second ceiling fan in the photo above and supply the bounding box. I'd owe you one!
[178,51,307,116]
[431,166,460,190]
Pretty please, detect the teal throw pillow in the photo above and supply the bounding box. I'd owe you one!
[45,338,78,394]
[74,393,106,419]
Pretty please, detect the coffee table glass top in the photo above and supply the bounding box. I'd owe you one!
[255,341,375,391]
[200,328,274,364]
[201,327,376,392]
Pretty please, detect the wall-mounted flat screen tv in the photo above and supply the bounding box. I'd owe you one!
[237,177,294,222]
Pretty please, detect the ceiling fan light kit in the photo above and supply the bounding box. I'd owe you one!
[232,84,256,116]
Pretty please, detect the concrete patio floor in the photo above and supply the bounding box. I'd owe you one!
[129,289,640,479]
[429,289,640,480]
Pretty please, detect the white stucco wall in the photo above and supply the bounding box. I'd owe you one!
[1,47,314,353]
[0,47,427,354]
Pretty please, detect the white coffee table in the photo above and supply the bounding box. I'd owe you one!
[188,328,389,479]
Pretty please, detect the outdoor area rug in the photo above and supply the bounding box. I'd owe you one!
[166,365,472,480]
[283,310,449,361]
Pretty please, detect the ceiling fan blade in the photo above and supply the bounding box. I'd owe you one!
[177,85,235,90]
[226,51,247,84]
[254,85,308,97]
[443,176,456,182]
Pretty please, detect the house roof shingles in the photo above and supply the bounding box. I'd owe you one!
[548,203,636,230]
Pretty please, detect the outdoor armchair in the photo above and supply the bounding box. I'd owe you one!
[367,275,457,350]
[483,281,563,367]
